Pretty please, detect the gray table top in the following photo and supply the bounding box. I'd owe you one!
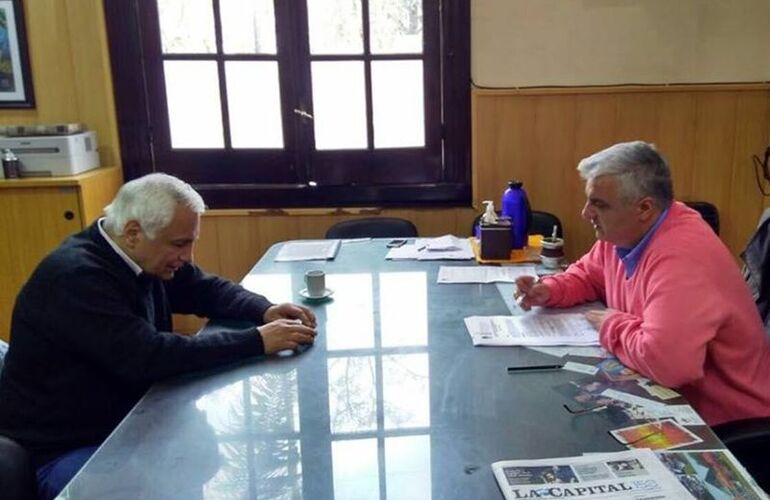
[59,239,720,500]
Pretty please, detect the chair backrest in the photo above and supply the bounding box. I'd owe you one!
[530,211,563,238]
[0,435,36,500]
[325,217,418,239]
[470,210,563,238]
[685,201,719,235]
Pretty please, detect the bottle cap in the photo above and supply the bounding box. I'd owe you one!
[508,180,523,188]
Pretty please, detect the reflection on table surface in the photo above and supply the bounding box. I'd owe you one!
[59,240,721,500]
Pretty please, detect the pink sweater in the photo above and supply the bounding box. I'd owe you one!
[543,202,770,425]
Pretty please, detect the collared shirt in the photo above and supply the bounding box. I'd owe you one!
[97,217,143,276]
[615,206,670,279]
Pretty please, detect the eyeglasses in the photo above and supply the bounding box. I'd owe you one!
[562,403,608,415]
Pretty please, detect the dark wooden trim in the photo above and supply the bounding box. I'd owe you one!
[103,0,153,179]
[441,0,471,184]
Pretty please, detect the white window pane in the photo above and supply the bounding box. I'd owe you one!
[164,61,224,148]
[385,435,431,500]
[380,272,428,347]
[369,0,423,54]
[332,439,379,500]
[383,354,430,429]
[372,60,424,148]
[157,0,216,53]
[328,356,376,433]
[220,0,277,54]
[312,61,367,150]
[325,274,375,350]
[307,0,363,55]
[226,62,284,148]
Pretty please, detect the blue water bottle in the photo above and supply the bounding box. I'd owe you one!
[501,181,531,249]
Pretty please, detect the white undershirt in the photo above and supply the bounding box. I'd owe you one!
[97,217,143,276]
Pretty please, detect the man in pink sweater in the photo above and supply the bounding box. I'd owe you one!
[515,141,770,426]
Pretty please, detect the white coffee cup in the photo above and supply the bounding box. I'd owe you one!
[304,270,326,297]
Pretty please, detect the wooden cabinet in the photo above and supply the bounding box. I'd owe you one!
[0,167,123,341]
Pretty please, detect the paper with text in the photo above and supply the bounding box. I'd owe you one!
[464,311,599,346]
[437,265,537,284]
[275,240,340,262]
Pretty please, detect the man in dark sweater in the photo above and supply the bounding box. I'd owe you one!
[0,173,317,500]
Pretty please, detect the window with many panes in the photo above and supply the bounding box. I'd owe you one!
[104,0,469,208]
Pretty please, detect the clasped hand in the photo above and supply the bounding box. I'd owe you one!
[260,303,318,354]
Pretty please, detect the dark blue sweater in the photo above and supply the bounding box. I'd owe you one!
[0,222,273,465]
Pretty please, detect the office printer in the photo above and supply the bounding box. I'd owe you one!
[0,131,100,177]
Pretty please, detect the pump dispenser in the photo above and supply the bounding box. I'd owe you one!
[481,200,498,225]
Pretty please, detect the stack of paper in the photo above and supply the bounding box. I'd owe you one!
[275,240,340,262]
[437,265,537,283]
[464,310,599,346]
[385,235,474,260]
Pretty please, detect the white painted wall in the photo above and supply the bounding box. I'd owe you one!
[472,0,770,87]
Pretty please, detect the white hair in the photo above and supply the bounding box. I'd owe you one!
[577,141,674,208]
[103,173,205,239]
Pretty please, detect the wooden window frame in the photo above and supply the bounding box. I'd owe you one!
[103,0,470,208]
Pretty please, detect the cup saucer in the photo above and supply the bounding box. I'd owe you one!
[299,287,334,301]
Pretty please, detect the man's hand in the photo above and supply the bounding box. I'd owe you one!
[584,309,616,330]
[264,302,317,328]
[258,319,317,354]
[514,276,551,311]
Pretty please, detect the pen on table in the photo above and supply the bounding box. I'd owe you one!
[507,364,564,373]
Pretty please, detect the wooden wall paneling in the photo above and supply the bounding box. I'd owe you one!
[256,215,302,258]
[725,91,769,253]
[570,94,619,258]
[214,216,263,280]
[18,1,77,121]
[692,92,738,248]
[614,93,660,145]
[654,92,697,198]
[63,0,121,167]
[473,94,538,207]
[531,95,581,257]
[406,209,460,237]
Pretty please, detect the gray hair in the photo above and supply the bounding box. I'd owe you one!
[103,173,205,239]
[577,141,674,208]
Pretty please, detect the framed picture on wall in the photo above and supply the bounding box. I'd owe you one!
[0,0,34,108]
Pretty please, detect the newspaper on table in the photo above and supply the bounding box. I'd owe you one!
[274,240,340,262]
[492,449,694,500]
[656,449,767,499]
[464,310,599,346]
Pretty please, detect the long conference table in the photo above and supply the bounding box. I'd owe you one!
[58,239,726,499]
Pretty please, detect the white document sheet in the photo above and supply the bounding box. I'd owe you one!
[385,236,474,260]
[464,310,599,346]
[274,240,341,262]
[437,265,537,284]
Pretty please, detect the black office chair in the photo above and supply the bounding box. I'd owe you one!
[0,341,37,500]
[711,213,770,492]
[470,210,563,238]
[325,217,418,239]
[0,435,36,500]
[530,211,563,238]
[684,201,719,235]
